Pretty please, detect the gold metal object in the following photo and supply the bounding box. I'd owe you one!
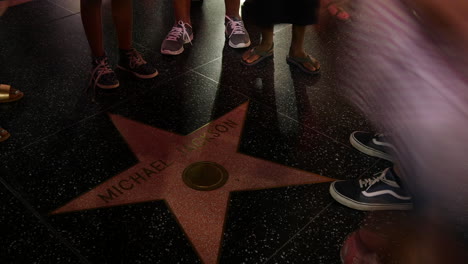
[0,84,11,100]
[182,161,229,191]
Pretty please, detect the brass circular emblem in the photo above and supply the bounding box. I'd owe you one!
[182,161,229,191]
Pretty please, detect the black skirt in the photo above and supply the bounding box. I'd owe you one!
[242,0,320,26]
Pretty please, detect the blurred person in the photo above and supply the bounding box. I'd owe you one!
[241,0,321,75]
[326,0,468,262]
[332,0,468,219]
[161,0,250,55]
[80,0,158,90]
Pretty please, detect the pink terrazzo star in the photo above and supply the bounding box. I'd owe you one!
[53,102,332,264]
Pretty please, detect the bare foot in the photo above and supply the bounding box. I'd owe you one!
[323,0,351,20]
[241,44,273,65]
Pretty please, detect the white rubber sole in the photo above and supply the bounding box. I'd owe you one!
[228,39,251,49]
[161,34,194,56]
[225,29,251,49]
[329,182,412,211]
[161,47,184,56]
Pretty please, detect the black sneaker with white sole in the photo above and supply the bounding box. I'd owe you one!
[350,131,394,162]
[330,167,412,211]
[90,55,119,89]
[118,48,158,79]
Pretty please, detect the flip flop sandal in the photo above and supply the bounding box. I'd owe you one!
[0,84,24,103]
[286,55,321,75]
[241,45,274,66]
[0,128,10,142]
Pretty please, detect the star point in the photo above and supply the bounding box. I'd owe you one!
[54,103,332,264]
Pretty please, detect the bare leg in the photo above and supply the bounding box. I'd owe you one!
[174,0,191,25]
[80,0,105,57]
[258,25,274,50]
[224,0,240,17]
[290,25,307,58]
[112,0,133,50]
[289,24,320,71]
[242,25,273,64]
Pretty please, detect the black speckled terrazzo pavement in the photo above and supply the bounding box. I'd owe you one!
[1,0,383,263]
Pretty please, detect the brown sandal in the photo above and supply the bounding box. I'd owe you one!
[241,45,274,66]
[286,55,321,75]
[0,128,10,142]
[0,84,24,103]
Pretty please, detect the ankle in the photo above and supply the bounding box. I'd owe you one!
[259,40,273,48]
[289,49,307,58]
[225,14,240,20]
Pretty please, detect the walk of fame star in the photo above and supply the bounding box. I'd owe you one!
[52,102,333,264]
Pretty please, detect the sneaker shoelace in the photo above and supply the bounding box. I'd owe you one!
[358,171,386,189]
[361,169,411,200]
[226,16,246,37]
[126,49,147,69]
[86,57,113,102]
[361,168,401,191]
[165,21,192,44]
